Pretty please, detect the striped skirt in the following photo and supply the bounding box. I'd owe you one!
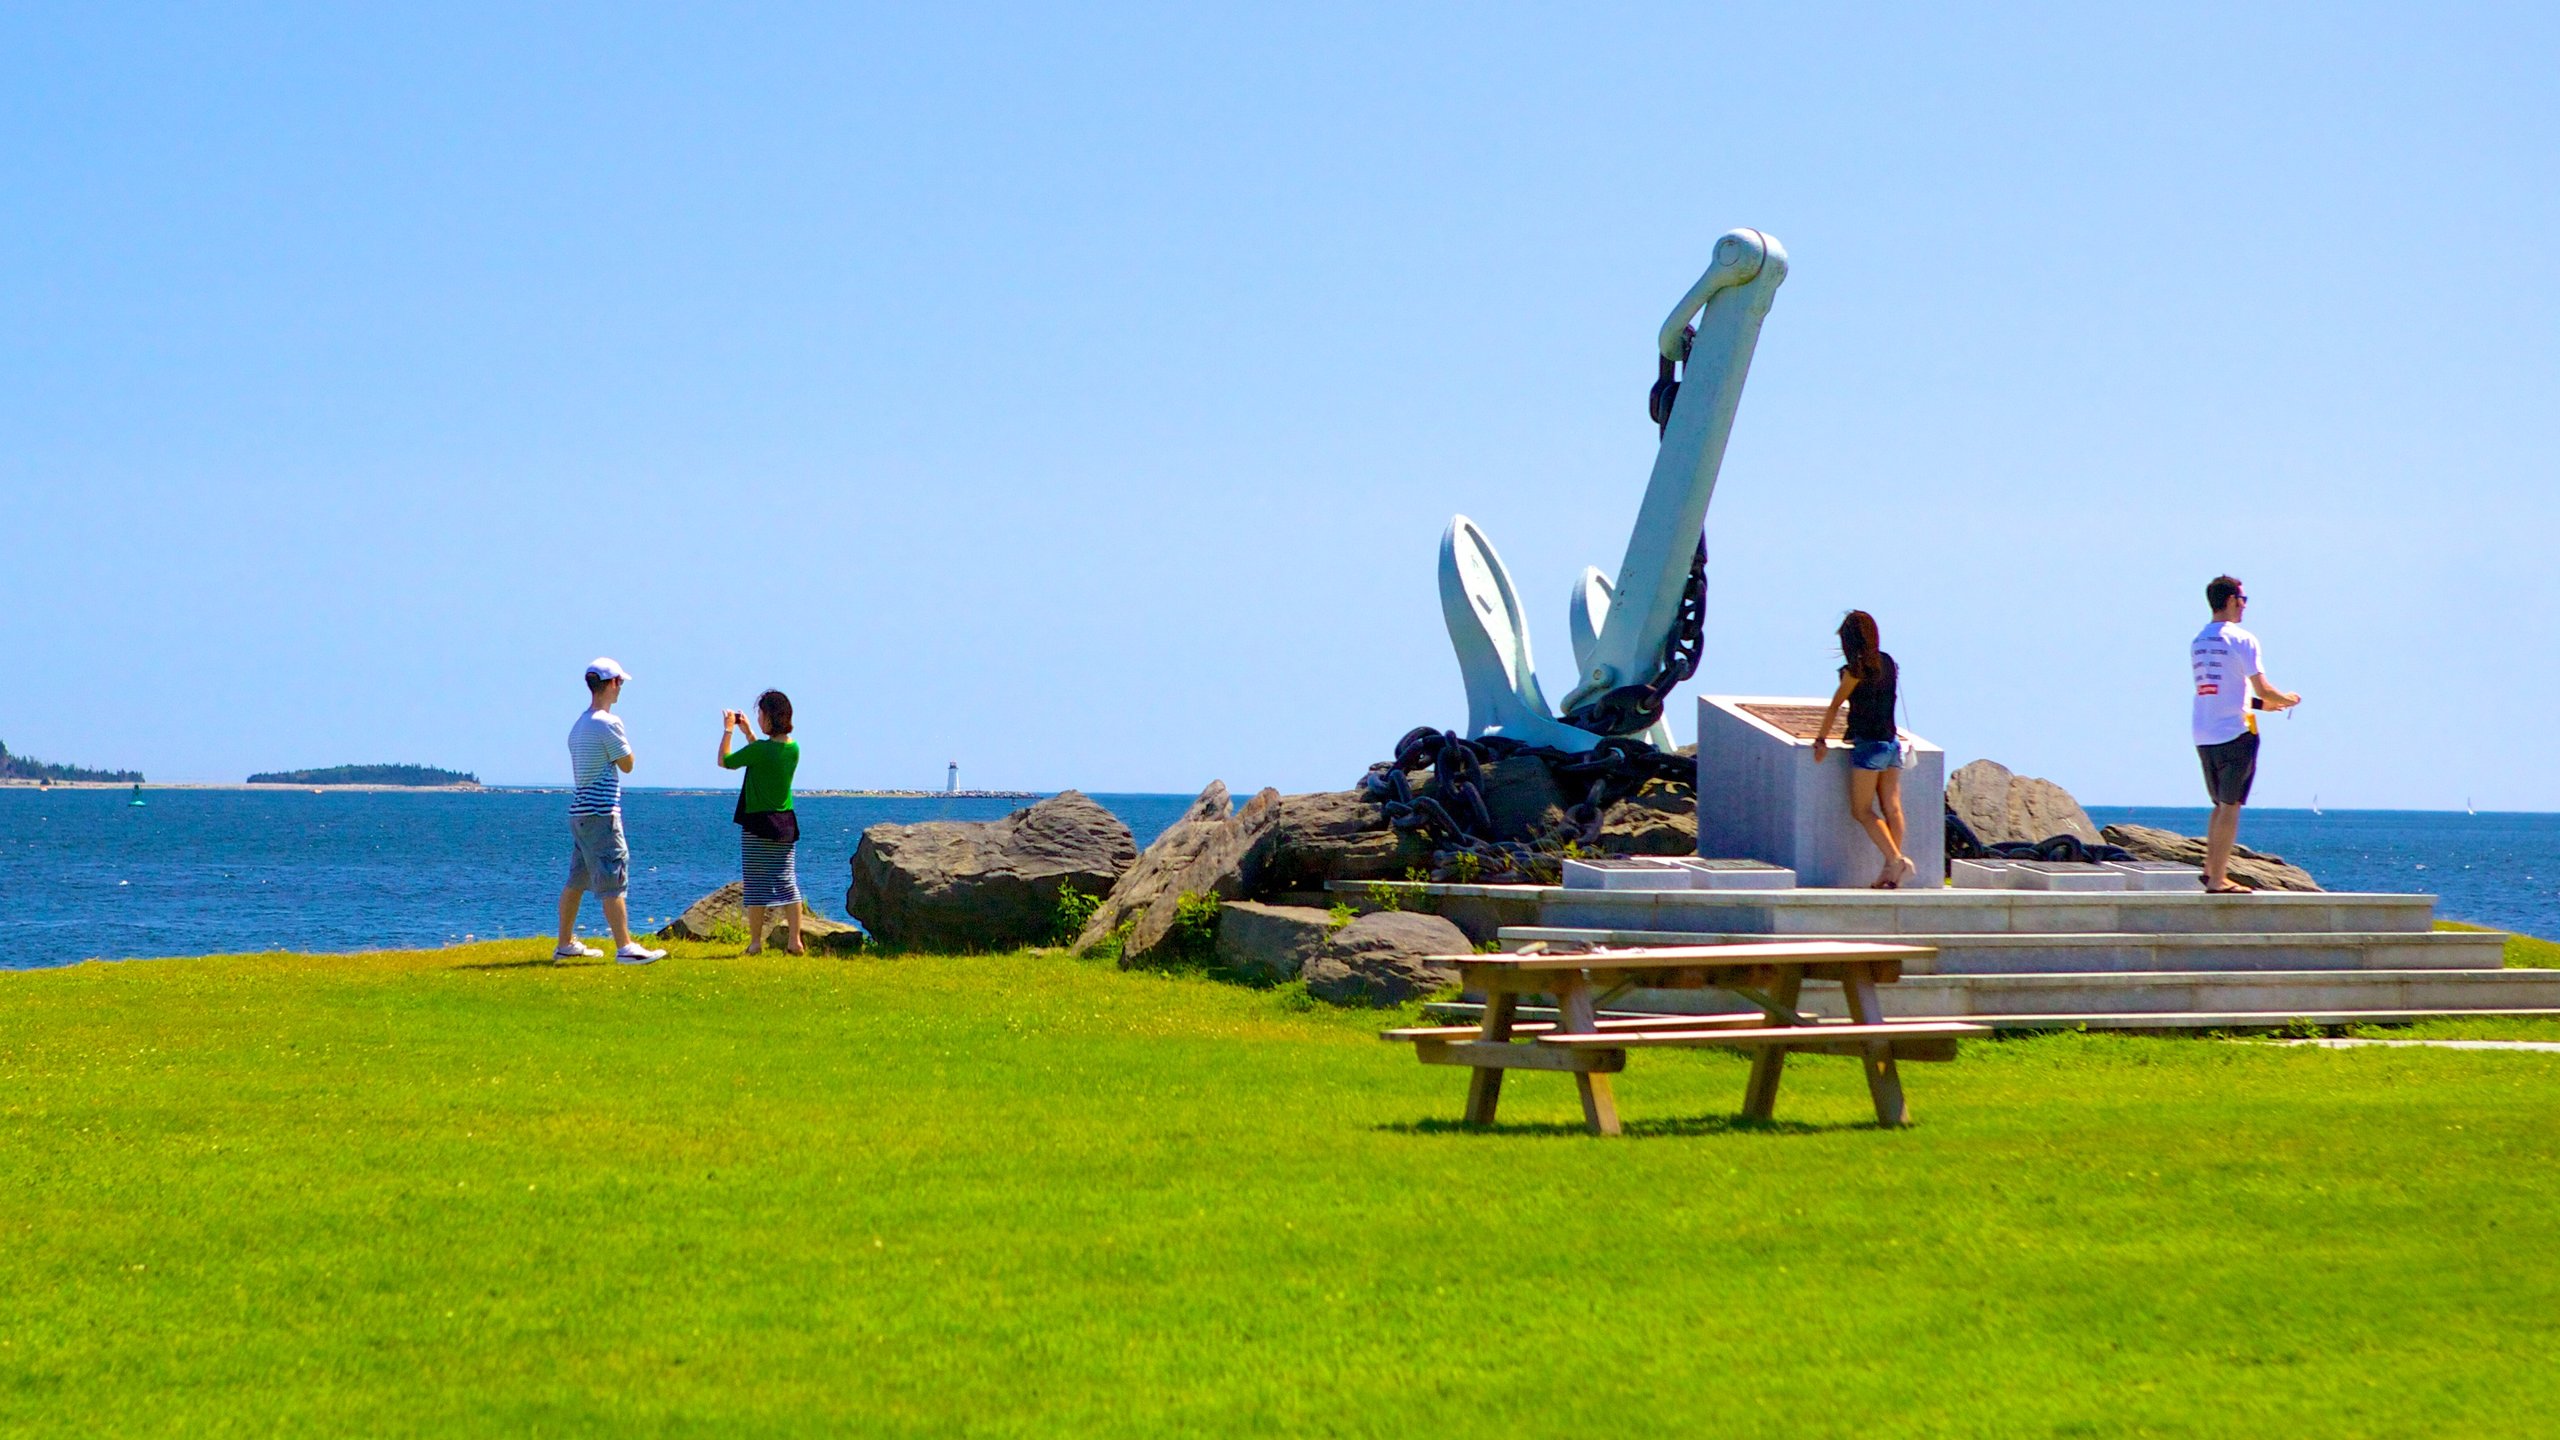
[740,833,801,908]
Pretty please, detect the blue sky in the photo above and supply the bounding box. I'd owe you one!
[4,3,2554,806]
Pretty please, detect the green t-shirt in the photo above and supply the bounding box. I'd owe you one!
[721,738,799,813]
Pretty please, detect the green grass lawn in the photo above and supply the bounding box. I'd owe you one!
[6,943,2560,1437]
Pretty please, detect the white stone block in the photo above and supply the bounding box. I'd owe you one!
[1694,695,1945,889]
[2008,861,2128,892]
[1562,857,1693,891]
[1949,859,2017,890]
[1671,857,1797,890]
[2108,861,2205,892]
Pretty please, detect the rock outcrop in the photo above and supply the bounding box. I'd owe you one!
[657,882,868,954]
[847,790,1136,951]
[1597,785,1699,856]
[1301,911,1469,1007]
[1947,760,2099,845]
[1256,789,1420,894]
[1214,902,1334,983]
[2101,823,2322,892]
[1072,781,1284,967]
[1256,758,1699,894]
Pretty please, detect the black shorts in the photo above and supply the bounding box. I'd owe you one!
[2197,731,2259,807]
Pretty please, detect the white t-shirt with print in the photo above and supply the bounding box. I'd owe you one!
[2190,622,2263,746]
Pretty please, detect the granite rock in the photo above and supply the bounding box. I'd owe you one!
[1214,901,1335,983]
[657,882,868,954]
[2101,823,2322,892]
[1947,759,2099,845]
[847,790,1136,951]
[1072,781,1285,967]
[1598,785,1699,856]
[1255,788,1422,895]
[1302,910,1470,1007]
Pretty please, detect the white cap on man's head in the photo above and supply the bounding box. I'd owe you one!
[585,657,631,684]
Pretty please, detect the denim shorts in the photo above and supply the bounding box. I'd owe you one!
[1849,739,1900,771]
[566,812,630,896]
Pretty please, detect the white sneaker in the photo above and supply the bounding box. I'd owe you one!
[553,942,603,960]
[616,944,666,965]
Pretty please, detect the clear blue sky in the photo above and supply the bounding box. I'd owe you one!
[5,3,2554,807]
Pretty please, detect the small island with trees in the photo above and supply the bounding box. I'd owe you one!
[0,740,143,784]
[246,764,480,788]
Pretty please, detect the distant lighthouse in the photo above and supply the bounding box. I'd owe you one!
[946,761,959,794]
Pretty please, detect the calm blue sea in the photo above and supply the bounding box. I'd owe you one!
[5,790,2556,969]
[0,788,1199,970]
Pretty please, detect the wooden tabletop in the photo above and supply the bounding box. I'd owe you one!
[1440,941,1932,972]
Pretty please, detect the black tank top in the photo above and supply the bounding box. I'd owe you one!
[1843,652,1898,742]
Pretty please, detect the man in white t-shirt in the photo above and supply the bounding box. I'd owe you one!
[2190,576,2301,893]
[555,657,666,964]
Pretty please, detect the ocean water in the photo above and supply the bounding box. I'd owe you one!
[5,790,2555,970]
[0,788,1199,970]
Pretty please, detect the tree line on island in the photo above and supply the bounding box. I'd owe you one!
[247,764,479,787]
[0,740,142,784]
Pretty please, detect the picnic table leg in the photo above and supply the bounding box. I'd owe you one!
[1739,969,1805,1122]
[1840,961,1910,1128]
[1462,991,1519,1127]
[1553,975,1621,1137]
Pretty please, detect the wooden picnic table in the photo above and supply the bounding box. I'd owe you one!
[1382,941,1987,1135]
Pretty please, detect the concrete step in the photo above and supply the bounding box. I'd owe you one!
[1424,1001,2560,1034]
[1596,967,2560,1024]
[1497,925,2508,975]
[1361,881,2447,939]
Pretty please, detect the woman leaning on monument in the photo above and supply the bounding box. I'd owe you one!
[1812,610,1916,888]
[717,689,804,954]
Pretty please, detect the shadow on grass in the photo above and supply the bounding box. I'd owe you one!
[1380,1113,1859,1139]
[451,957,586,971]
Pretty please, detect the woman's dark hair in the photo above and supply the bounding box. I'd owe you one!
[756,689,793,737]
[1838,610,1882,680]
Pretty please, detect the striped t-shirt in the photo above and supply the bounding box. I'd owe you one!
[567,709,633,815]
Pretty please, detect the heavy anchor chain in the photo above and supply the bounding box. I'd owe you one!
[1361,337,1714,875]
[1358,727,1696,881]
[1558,533,1706,738]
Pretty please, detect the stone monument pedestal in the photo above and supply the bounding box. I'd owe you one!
[1695,694,1945,889]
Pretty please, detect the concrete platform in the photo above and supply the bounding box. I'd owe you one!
[1427,1001,2560,1034]
[1497,926,2507,974]
[1342,880,2553,1029]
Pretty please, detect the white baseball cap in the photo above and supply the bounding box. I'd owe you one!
[585,657,632,683]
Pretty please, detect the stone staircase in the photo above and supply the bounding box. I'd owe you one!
[1349,883,2560,1030]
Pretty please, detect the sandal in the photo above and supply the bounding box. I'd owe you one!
[2204,882,2250,895]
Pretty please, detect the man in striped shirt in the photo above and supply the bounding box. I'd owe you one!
[555,657,666,964]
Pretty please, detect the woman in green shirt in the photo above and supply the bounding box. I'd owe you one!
[718,690,803,954]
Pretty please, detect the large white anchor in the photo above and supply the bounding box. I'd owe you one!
[1440,228,1787,754]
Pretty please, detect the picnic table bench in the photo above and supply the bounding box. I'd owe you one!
[1382,941,1987,1135]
